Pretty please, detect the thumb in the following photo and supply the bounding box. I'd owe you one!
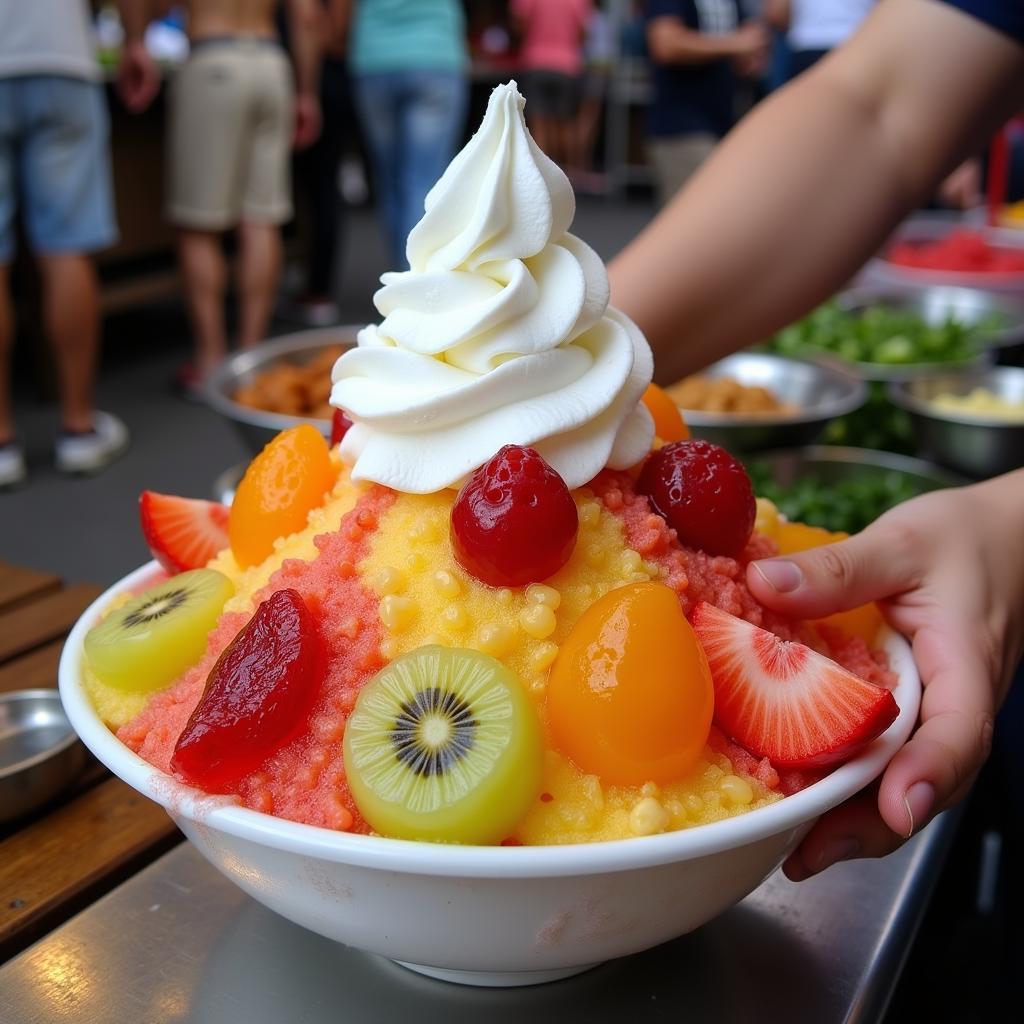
[746,518,923,620]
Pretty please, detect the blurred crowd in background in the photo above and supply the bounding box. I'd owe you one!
[0,0,1011,488]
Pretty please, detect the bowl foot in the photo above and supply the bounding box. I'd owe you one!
[392,959,602,987]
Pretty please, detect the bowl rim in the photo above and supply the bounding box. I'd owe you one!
[746,444,968,488]
[201,328,361,432]
[672,352,868,427]
[836,283,1024,351]
[0,688,82,781]
[59,562,920,879]
[887,366,1024,426]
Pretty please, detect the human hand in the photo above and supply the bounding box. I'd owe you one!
[731,21,770,68]
[938,157,983,210]
[117,40,160,113]
[293,92,322,150]
[746,470,1024,880]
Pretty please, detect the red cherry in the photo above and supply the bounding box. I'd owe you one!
[451,445,578,588]
[637,440,755,557]
[330,408,353,446]
[171,589,325,791]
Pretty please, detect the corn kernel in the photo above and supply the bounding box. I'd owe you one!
[685,793,703,815]
[620,550,643,575]
[720,775,754,805]
[408,520,437,544]
[432,569,462,599]
[526,583,561,609]
[379,637,398,660]
[629,571,651,584]
[582,774,604,811]
[529,677,547,696]
[630,797,669,836]
[579,501,601,526]
[478,622,514,657]
[372,566,406,596]
[520,603,557,639]
[442,604,468,630]
[640,781,659,798]
[495,587,513,605]
[405,552,427,572]
[379,595,416,632]
[585,543,606,567]
[529,640,559,674]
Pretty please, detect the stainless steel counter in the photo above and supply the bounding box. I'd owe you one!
[0,814,957,1023]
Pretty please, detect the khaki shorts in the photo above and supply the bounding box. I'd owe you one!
[168,40,293,230]
[648,133,718,209]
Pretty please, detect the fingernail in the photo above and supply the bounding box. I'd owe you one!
[813,838,860,872]
[752,560,803,593]
[902,781,935,838]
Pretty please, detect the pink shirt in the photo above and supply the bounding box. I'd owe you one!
[512,0,593,76]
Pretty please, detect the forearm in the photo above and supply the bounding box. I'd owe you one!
[116,0,151,45]
[612,0,1024,383]
[287,0,323,96]
[649,24,746,65]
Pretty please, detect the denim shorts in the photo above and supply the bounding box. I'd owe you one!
[0,76,117,262]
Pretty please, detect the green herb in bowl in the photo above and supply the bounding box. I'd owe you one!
[769,300,986,368]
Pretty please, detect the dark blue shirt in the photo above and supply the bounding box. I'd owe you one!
[941,0,1024,44]
[645,0,740,139]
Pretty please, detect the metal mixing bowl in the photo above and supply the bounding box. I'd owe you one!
[673,352,867,453]
[860,212,1024,294]
[1,689,86,823]
[203,328,360,454]
[888,366,1024,478]
[838,283,1024,361]
[747,445,964,494]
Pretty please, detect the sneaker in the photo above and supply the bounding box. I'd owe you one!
[0,441,27,489]
[55,411,130,475]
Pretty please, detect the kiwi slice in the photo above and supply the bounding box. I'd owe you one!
[84,569,234,694]
[343,645,543,844]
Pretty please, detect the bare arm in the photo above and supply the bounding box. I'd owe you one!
[647,14,766,66]
[610,0,1024,383]
[115,0,160,111]
[762,0,790,33]
[286,0,323,97]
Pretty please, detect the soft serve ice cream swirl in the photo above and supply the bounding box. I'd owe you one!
[330,81,654,493]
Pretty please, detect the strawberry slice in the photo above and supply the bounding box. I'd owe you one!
[691,602,899,770]
[139,491,230,574]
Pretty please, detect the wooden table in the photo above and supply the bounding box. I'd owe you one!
[0,562,181,963]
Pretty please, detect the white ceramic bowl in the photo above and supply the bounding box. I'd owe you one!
[59,562,921,988]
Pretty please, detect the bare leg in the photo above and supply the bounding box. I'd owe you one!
[37,253,99,433]
[178,229,228,377]
[236,220,282,351]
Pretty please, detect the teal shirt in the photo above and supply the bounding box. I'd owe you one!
[351,0,468,75]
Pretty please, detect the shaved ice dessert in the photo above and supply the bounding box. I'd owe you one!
[81,83,899,847]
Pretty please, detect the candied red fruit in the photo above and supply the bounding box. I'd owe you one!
[637,439,755,557]
[330,408,353,446]
[450,445,578,588]
[171,588,325,791]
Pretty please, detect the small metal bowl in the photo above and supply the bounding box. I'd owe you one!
[673,352,867,453]
[0,689,86,823]
[888,366,1024,478]
[861,212,1024,294]
[747,445,965,493]
[203,328,359,454]
[838,283,1024,360]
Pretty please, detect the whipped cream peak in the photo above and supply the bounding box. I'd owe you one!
[331,80,654,494]
[407,82,575,273]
